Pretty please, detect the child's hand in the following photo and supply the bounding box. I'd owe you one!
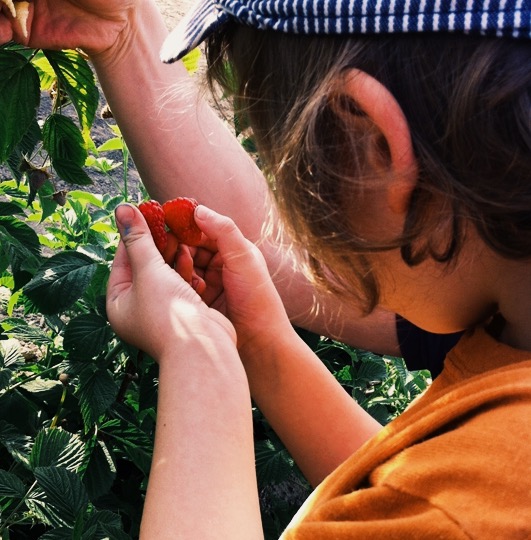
[106,204,236,360]
[191,205,293,356]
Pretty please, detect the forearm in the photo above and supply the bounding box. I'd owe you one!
[241,327,382,487]
[140,335,263,539]
[90,1,267,238]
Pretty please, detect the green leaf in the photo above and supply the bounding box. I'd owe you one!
[39,528,77,539]
[44,50,99,134]
[31,51,56,91]
[77,369,117,427]
[63,313,112,360]
[83,440,116,500]
[23,251,99,314]
[32,466,89,527]
[0,339,23,367]
[0,469,26,497]
[0,367,13,391]
[354,357,388,385]
[0,216,42,274]
[0,50,41,162]
[29,428,86,473]
[97,137,123,152]
[182,48,201,74]
[0,317,52,346]
[52,158,93,186]
[42,114,92,185]
[6,119,42,182]
[0,201,25,217]
[0,419,32,466]
[37,179,59,222]
[255,439,294,486]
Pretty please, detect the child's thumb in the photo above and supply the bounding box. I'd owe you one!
[114,204,160,271]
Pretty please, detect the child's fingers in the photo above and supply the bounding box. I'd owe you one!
[194,205,264,274]
[175,244,194,285]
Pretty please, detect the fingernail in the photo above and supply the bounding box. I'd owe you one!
[194,205,210,221]
[115,204,135,235]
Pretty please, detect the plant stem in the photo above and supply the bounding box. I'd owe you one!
[0,480,38,534]
[4,362,64,394]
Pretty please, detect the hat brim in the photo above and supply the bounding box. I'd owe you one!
[160,0,230,63]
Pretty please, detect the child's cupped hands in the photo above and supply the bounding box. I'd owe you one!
[106,203,236,361]
[106,203,291,361]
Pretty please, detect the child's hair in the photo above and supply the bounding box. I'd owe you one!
[205,27,531,311]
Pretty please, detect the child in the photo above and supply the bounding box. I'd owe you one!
[4,0,531,537]
[107,0,530,537]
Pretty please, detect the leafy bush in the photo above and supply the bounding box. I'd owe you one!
[0,42,430,539]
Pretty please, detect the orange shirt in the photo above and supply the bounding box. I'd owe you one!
[281,327,531,539]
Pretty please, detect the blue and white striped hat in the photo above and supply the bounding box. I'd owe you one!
[161,0,530,63]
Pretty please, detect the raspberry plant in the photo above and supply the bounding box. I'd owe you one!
[0,41,430,539]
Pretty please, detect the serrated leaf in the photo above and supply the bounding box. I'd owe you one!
[83,440,116,500]
[31,51,56,90]
[23,251,99,314]
[0,201,25,217]
[0,367,13,391]
[354,357,388,385]
[63,313,112,360]
[0,317,52,345]
[39,527,77,539]
[0,339,23,367]
[7,119,42,182]
[0,419,32,466]
[77,369,117,427]
[0,468,26,497]
[0,216,42,274]
[0,50,40,162]
[29,428,86,473]
[255,439,294,486]
[37,180,59,222]
[52,158,93,186]
[32,466,89,527]
[44,50,99,134]
[42,114,85,163]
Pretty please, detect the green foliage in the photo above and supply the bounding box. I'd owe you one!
[0,42,432,539]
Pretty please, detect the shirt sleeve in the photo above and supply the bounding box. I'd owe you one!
[280,484,470,539]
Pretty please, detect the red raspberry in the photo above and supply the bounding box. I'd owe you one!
[138,200,168,253]
[162,197,202,246]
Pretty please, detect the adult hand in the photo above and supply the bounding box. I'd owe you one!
[0,0,138,58]
[106,204,236,360]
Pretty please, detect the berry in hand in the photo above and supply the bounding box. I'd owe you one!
[138,200,168,253]
[162,197,202,246]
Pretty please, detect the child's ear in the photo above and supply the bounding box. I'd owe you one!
[340,69,418,215]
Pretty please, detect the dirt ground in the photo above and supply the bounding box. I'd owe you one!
[155,0,195,31]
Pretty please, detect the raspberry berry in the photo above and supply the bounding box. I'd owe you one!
[138,200,168,253]
[162,197,202,246]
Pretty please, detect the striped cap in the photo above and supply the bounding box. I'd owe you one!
[161,0,531,63]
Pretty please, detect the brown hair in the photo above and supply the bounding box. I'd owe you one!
[205,28,531,311]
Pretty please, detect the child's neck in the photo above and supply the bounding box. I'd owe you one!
[495,260,531,351]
